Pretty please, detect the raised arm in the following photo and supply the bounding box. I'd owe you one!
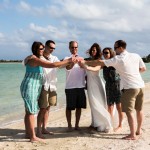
[29,57,72,68]
[86,65,101,71]
[78,61,101,71]
[81,59,105,68]
[24,55,36,65]
[66,55,81,70]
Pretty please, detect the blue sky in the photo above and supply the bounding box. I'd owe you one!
[0,0,150,60]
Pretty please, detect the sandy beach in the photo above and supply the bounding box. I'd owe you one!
[0,83,150,150]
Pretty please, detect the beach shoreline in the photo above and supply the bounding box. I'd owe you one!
[0,63,149,129]
[1,82,150,128]
[0,83,150,150]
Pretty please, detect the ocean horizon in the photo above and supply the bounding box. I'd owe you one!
[0,63,149,127]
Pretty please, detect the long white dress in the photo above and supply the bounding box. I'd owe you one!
[86,69,112,132]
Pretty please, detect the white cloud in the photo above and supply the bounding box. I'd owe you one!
[45,0,150,33]
[87,18,133,32]
[29,23,57,33]
[16,1,31,12]
[119,0,144,9]
[0,32,5,38]
[16,1,44,16]
[1,0,150,59]
[0,32,6,43]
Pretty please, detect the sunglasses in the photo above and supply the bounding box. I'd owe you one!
[103,52,110,55]
[114,46,119,50]
[47,45,55,50]
[71,47,78,49]
[39,48,44,50]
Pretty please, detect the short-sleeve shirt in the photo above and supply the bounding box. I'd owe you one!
[64,55,86,89]
[41,55,60,91]
[104,50,146,90]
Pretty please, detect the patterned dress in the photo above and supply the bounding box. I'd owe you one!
[20,64,43,114]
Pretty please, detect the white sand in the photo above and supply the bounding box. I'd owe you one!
[0,83,150,150]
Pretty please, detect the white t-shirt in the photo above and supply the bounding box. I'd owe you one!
[104,50,146,90]
[41,54,60,91]
[64,55,86,89]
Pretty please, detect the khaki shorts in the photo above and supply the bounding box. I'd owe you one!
[38,86,57,108]
[121,88,144,113]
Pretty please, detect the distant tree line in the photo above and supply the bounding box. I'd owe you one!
[142,54,150,63]
[0,54,150,63]
[0,59,22,63]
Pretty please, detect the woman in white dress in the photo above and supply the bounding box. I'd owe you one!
[82,43,112,132]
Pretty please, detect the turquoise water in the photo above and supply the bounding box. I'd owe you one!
[0,63,149,126]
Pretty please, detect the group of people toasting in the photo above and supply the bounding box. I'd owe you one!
[20,39,146,142]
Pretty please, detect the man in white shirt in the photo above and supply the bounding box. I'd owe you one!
[37,40,59,137]
[82,40,146,140]
[65,41,86,131]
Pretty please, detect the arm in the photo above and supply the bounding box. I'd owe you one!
[139,57,146,73]
[66,56,79,70]
[84,59,105,67]
[139,67,146,73]
[24,55,36,65]
[86,65,101,71]
[28,57,72,68]
[79,61,101,71]
[66,62,75,70]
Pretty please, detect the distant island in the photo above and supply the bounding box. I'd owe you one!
[0,54,150,63]
[142,54,150,63]
[0,60,22,63]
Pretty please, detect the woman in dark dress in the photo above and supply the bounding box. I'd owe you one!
[102,47,124,131]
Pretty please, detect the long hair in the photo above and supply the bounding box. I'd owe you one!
[102,47,115,59]
[31,41,44,57]
[87,43,102,60]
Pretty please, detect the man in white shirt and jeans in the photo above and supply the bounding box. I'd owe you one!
[37,40,59,138]
[82,40,146,140]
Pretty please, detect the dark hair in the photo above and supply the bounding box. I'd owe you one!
[88,43,101,60]
[45,40,55,46]
[31,41,44,57]
[102,47,115,58]
[69,41,78,48]
[115,40,127,49]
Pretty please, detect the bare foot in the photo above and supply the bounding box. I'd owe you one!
[42,129,54,135]
[88,125,96,130]
[37,132,45,139]
[75,126,81,131]
[67,126,73,132]
[114,126,122,132]
[30,136,45,143]
[136,130,142,136]
[122,135,137,140]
